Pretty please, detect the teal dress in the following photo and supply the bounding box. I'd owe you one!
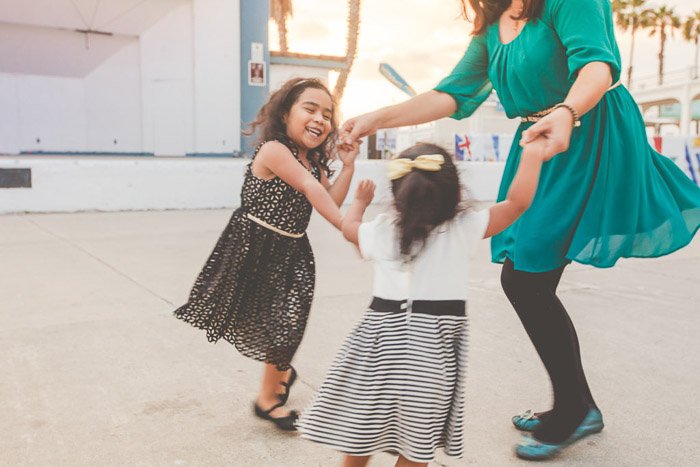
[434,0,700,272]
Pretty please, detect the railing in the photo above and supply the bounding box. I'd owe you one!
[630,66,699,92]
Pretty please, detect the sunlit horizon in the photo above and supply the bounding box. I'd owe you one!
[271,0,699,120]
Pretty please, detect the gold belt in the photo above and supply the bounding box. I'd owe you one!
[245,213,305,238]
[520,81,622,125]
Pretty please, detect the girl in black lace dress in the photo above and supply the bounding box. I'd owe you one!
[174,78,360,430]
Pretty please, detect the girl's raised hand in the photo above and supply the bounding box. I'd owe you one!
[337,140,361,167]
[355,180,376,205]
[341,179,375,246]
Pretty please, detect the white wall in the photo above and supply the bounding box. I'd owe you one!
[0,73,20,154]
[1,0,243,156]
[0,157,247,213]
[139,2,195,156]
[193,0,241,154]
[16,74,86,152]
[0,157,504,214]
[84,40,142,153]
[4,138,698,214]
[2,44,142,155]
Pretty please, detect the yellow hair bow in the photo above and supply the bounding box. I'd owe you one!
[387,154,445,180]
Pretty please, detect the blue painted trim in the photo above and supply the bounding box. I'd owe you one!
[185,152,243,158]
[240,1,270,156]
[270,55,346,70]
[17,151,155,157]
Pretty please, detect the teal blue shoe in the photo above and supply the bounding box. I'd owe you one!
[512,410,543,432]
[515,408,604,460]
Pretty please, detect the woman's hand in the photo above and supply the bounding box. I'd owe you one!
[520,107,574,158]
[354,180,376,206]
[336,140,360,168]
[340,112,380,145]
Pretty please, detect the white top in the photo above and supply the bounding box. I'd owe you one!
[358,209,490,301]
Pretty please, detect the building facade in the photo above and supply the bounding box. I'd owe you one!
[0,0,276,157]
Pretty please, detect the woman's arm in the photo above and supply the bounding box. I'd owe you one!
[520,61,613,154]
[561,61,613,116]
[256,141,343,229]
[341,91,457,144]
[320,141,359,206]
[342,33,491,145]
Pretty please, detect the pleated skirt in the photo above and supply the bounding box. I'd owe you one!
[297,299,468,463]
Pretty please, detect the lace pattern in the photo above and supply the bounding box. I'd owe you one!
[174,139,320,370]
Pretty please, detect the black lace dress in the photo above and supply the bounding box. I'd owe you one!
[175,140,321,370]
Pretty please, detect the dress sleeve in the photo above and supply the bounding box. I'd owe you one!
[550,0,622,83]
[358,214,390,260]
[433,34,493,120]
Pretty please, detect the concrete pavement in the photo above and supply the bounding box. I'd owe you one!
[1,207,699,466]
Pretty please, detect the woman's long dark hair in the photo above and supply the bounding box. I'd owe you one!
[392,143,465,259]
[245,77,336,177]
[460,0,544,35]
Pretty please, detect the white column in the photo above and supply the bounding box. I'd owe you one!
[193,0,241,155]
[679,85,692,136]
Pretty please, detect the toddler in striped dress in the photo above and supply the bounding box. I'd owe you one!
[297,139,553,466]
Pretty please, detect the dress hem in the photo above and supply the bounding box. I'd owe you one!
[298,432,462,464]
[173,309,294,371]
[491,222,700,272]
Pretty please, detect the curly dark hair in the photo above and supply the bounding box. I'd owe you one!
[460,0,544,35]
[391,143,467,259]
[245,77,337,178]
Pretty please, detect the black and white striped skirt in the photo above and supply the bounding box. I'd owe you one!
[297,297,468,463]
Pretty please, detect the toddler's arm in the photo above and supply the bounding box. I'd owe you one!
[483,137,553,238]
[320,141,360,206]
[341,180,376,246]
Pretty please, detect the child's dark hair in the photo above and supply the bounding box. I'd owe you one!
[245,77,337,177]
[392,143,464,258]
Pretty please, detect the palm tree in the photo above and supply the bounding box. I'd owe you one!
[612,0,649,87]
[333,0,362,104]
[270,0,293,53]
[683,10,700,79]
[643,5,681,85]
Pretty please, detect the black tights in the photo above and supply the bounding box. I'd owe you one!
[501,259,597,443]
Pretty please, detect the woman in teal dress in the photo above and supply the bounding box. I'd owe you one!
[341,0,700,460]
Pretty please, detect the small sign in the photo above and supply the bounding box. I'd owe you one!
[248,61,266,87]
[376,130,396,152]
[251,42,264,62]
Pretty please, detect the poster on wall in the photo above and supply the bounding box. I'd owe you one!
[248,61,266,86]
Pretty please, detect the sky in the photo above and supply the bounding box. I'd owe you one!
[271,0,699,119]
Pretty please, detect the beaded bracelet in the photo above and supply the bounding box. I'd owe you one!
[553,103,581,128]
